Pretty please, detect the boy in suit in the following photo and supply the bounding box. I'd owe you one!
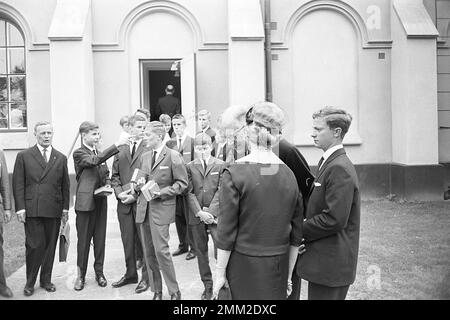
[134,121,188,300]
[12,121,70,296]
[73,121,129,291]
[197,110,216,145]
[185,133,224,300]
[298,107,360,300]
[166,114,196,260]
[111,114,154,293]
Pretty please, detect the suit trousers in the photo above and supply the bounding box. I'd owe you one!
[227,250,289,300]
[117,206,138,280]
[149,217,180,295]
[175,196,193,250]
[307,282,349,300]
[138,209,162,293]
[24,217,60,287]
[75,197,107,278]
[0,223,6,288]
[190,223,212,288]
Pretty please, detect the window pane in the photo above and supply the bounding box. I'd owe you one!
[7,23,24,46]
[9,48,25,73]
[0,76,6,101]
[0,21,5,46]
[0,103,8,128]
[10,103,26,128]
[10,76,26,101]
[0,48,5,74]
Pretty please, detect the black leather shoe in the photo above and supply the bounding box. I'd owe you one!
[170,291,181,300]
[185,250,196,260]
[0,286,13,298]
[95,274,107,287]
[201,287,213,300]
[172,248,188,257]
[136,259,144,269]
[135,280,149,294]
[112,276,138,288]
[153,291,163,300]
[23,286,34,297]
[40,282,56,292]
[74,277,85,291]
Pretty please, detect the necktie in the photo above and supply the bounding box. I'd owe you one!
[178,139,182,152]
[42,148,48,163]
[318,157,324,170]
[131,142,136,158]
[93,149,98,156]
[151,150,157,168]
[203,159,207,173]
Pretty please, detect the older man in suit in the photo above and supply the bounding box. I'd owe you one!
[166,114,196,260]
[110,114,160,295]
[12,121,70,296]
[135,121,188,300]
[298,107,360,300]
[154,85,181,120]
[185,133,224,300]
[72,121,129,291]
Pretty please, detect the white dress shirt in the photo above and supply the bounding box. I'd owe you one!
[37,144,53,161]
[319,144,343,170]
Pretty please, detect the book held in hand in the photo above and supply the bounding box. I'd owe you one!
[94,185,114,197]
[131,168,148,183]
[141,180,160,201]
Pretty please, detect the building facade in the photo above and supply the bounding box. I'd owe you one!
[0,0,448,201]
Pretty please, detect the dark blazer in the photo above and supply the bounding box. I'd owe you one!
[155,95,181,119]
[216,163,303,256]
[185,157,224,225]
[12,145,70,218]
[277,139,314,209]
[73,144,119,212]
[111,142,150,215]
[298,148,361,287]
[166,136,194,164]
[135,146,188,225]
[197,127,216,144]
[0,149,11,223]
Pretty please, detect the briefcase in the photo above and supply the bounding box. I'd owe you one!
[59,223,70,262]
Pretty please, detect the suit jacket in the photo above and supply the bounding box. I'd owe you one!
[155,95,181,119]
[73,144,119,212]
[276,139,314,210]
[12,145,70,218]
[197,127,216,144]
[166,136,194,164]
[111,141,150,215]
[135,145,188,225]
[298,148,361,287]
[185,157,224,225]
[0,149,11,223]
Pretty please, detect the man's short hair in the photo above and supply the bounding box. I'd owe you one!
[194,133,212,146]
[135,108,150,120]
[79,121,99,134]
[172,114,186,125]
[128,114,147,127]
[34,121,52,134]
[159,114,171,125]
[119,115,129,127]
[146,121,166,139]
[197,109,211,120]
[166,85,175,94]
[312,107,353,139]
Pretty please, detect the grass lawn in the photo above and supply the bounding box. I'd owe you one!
[1,200,449,299]
[2,218,25,278]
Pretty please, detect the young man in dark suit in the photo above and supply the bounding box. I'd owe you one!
[111,115,153,293]
[12,121,70,296]
[298,107,361,300]
[154,85,181,120]
[134,121,188,300]
[166,114,196,260]
[72,121,129,291]
[197,109,216,145]
[185,133,225,300]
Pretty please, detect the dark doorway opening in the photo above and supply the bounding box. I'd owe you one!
[148,70,181,122]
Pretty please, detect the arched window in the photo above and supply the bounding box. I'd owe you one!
[0,18,26,131]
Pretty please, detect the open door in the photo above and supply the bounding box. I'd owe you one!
[180,53,197,137]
